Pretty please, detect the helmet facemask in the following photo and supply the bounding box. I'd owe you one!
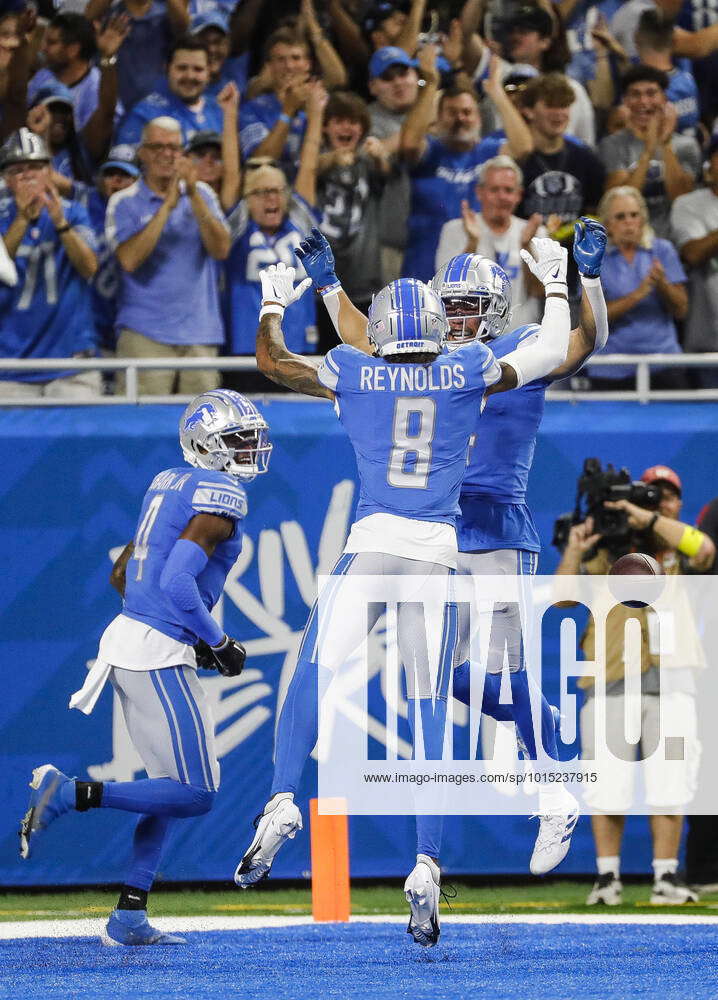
[180,392,272,481]
[443,290,510,348]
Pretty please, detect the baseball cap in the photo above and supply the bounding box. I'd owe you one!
[641,465,682,496]
[185,130,222,154]
[502,63,540,85]
[369,46,417,80]
[363,1,408,37]
[190,10,229,35]
[100,144,140,177]
[30,82,74,110]
[503,4,554,37]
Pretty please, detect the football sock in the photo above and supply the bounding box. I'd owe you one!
[117,884,149,911]
[74,780,102,811]
[597,855,620,878]
[408,696,447,859]
[101,777,215,817]
[124,815,173,893]
[271,655,332,797]
[653,858,678,881]
[452,664,559,759]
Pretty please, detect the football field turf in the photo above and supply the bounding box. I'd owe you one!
[2,884,717,1000]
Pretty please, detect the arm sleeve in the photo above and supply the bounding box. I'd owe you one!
[105,191,144,250]
[159,538,225,646]
[316,347,342,391]
[499,295,571,388]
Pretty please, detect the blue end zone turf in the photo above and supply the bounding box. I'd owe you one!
[1,923,717,1000]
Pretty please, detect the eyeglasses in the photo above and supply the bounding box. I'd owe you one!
[246,187,285,198]
[611,211,641,221]
[143,142,183,154]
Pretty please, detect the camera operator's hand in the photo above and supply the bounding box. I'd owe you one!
[604,499,655,531]
[556,517,601,574]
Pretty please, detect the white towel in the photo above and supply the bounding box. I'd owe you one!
[69,659,113,715]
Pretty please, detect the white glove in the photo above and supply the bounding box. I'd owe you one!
[258,262,312,318]
[519,237,568,296]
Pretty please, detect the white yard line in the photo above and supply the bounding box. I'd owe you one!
[2,912,718,939]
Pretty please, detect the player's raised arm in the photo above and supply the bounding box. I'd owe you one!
[485,237,571,395]
[256,263,335,399]
[548,218,609,381]
[295,227,373,355]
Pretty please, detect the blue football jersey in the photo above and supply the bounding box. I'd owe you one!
[226,193,319,354]
[0,195,97,381]
[457,325,550,553]
[317,343,503,525]
[123,466,246,643]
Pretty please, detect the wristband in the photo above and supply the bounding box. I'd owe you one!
[545,281,568,297]
[56,223,72,234]
[259,302,285,319]
[279,112,291,125]
[646,513,659,532]
[319,281,342,297]
[677,525,706,558]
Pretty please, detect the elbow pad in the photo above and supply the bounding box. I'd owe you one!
[159,538,225,646]
[581,275,610,352]
[501,295,571,388]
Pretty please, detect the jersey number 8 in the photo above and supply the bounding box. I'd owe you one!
[387,397,436,490]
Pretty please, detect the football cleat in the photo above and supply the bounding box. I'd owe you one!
[102,909,187,946]
[404,854,441,947]
[650,873,698,905]
[19,764,73,860]
[529,789,579,876]
[586,872,623,906]
[234,797,302,888]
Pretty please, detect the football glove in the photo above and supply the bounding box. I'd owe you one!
[520,237,568,295]
[295,227,339,289]
[259,262,312,317]
[573,217,607,279]
[195,635,246,677]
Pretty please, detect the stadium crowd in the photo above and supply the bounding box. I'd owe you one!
[2,0,718,394]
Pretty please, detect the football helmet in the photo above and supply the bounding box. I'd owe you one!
[180,390,272,481]
[0,128,50,169]
[367,278,448,357]
[431,254,511,349]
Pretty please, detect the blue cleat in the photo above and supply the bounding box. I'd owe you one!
[103,909,187,946]
[19,764,73,859]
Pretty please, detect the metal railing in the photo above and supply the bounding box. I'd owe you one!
[1,353,718,405]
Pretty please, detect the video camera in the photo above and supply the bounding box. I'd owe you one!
[552,458,661,556]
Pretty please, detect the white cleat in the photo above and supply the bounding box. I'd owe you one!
[529,789,579,876]
[587,873,623,906]
[404,854,441,947]
[234,797,302,888]
[650,873,698,905]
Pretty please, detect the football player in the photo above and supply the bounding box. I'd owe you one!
[19,390,270,946]
[234,239,574,947]
[292,219,608,903]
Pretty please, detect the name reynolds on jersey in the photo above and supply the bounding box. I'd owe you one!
[359,362,467,392]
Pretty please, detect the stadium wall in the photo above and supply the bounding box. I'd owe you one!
[1,401,716,886]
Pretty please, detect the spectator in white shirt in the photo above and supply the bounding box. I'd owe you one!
[435,154,544,326]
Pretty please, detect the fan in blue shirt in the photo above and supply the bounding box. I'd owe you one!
[0,129,99,391]
[117,36,223,145]
[400,48,534,282]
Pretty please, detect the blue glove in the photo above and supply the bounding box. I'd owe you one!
[573,217,607,278]
[295,227,339,289]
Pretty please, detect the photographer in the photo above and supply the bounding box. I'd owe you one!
[555,464,713,906]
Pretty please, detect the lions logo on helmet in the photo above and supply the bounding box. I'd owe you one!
[367,278,449,358]
[180,390,272,481]
[431,254,511,350]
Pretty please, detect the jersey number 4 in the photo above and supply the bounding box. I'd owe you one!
[387,398,436,489]
[132,495,164,581]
